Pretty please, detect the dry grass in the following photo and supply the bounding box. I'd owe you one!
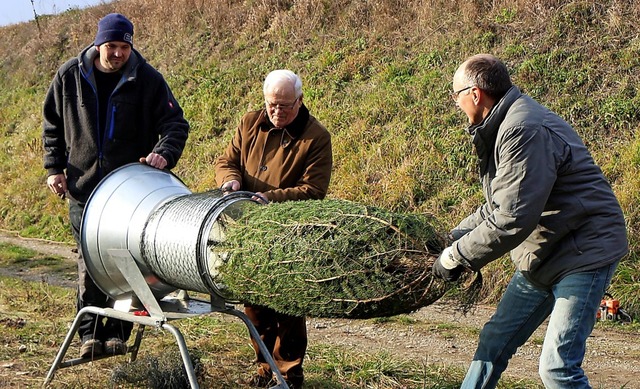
[1,0,640,313]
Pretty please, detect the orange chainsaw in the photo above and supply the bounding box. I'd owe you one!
[596,293,633,323]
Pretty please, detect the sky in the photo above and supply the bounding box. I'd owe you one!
[1,0,105,27]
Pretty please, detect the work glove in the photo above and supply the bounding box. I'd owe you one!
[432,246,465,282]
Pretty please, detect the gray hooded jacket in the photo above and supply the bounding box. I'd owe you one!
[450,86,627,287]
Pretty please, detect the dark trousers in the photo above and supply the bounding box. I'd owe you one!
[244,304,307,385]
[69,199,133,342]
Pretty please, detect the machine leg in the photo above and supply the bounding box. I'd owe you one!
[162,323,200,389]
[43,306,103,386]
[222,307,290,389]
[45,303,264,389]
[129,324,146,363]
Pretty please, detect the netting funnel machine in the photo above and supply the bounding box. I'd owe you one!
[44,163,290,389]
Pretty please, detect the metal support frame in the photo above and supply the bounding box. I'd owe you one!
[43,250,289,389]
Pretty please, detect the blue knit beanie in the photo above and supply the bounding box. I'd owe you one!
[94,13,134,47]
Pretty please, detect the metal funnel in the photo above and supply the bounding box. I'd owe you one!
[80,163,258,302]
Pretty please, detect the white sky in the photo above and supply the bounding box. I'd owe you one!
[1,0,106,27]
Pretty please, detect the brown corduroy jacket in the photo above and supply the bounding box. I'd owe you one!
[215,105,332,202]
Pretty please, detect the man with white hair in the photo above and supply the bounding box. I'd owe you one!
[216,69,333,388]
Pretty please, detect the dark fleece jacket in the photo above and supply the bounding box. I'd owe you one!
[43,44,189,203]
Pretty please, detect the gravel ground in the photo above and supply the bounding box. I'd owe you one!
[2,231,639,388]
[307,304,640,388]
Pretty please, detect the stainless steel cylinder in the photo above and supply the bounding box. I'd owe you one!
[80,163,258,301]
[141,190,257,298]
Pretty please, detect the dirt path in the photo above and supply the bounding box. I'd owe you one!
[1,231,639,388]
[307,305,640,388]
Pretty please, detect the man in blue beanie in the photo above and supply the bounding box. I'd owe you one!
[43,13,189,359]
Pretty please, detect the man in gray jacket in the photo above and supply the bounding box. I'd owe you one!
[43,13,189,359]
[432,54,627,388]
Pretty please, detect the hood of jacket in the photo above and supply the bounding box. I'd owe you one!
[77,44,146,89]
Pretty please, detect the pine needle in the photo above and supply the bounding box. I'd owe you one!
[213,199,455,319]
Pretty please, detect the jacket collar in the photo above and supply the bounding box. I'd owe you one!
[78,44,143,83]
[467,86,521,137]
[263,104,311,139]
[467,86,521,174]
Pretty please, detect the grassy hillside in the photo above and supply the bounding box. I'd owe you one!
[1,0,639,314]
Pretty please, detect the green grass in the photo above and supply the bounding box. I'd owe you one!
[0,277,530,388]
[2,242,637,387]
[0,0,639,316]
[0,243,74,272]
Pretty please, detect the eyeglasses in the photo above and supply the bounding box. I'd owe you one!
[265,97,299,111]
[450,86,473,101]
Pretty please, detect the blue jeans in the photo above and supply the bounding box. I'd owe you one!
[461,264,618,389]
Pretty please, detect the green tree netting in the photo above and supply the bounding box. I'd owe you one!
[213,199,452,318]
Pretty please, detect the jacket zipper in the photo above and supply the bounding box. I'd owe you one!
[81,69,105,177]
[107,105,116,140]
[101,75,124,175]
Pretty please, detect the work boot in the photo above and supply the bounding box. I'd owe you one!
[284,368,304,389]
[80,338,103,359]
[103,338,127,355]
[285,377,304,389]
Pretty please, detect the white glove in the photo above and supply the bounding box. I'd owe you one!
[438,246,460,269]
